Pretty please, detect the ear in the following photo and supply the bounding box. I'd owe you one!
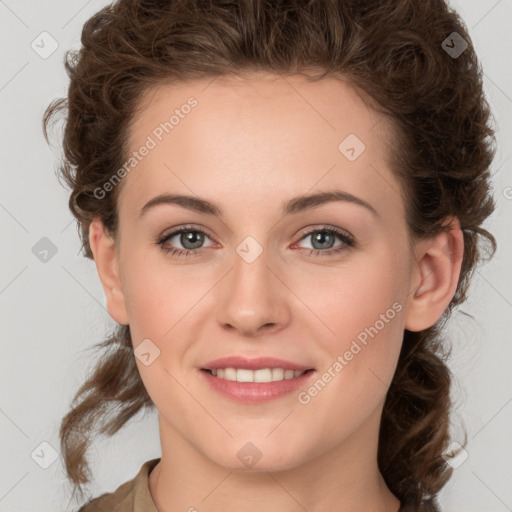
[88,218,129,325]
[404,216,464,332]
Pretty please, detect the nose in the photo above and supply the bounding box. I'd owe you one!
[216,245,291,337]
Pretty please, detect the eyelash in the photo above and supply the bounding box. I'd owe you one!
[155,224,356,259]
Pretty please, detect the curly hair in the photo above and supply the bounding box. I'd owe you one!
[43,0,497,509]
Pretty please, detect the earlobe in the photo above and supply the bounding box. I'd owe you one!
[88,218,130,325]
[404,217,464,332]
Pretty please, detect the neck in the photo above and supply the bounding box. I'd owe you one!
[148,408,401,512]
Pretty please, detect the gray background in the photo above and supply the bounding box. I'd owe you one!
[1,0,511,511]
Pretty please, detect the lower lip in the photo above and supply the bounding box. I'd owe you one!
[199,369,316,403]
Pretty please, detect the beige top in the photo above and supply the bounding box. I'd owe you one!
[78,458,160,512]
[77,457,440,512]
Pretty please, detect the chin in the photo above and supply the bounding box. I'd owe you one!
[203,437,310,473]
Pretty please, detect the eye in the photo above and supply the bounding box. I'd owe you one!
[156,224,356,259]
[156,225,215,258]
[294,226,356,257]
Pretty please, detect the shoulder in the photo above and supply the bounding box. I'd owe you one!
[76,458,161,512]
[77,481,132,512]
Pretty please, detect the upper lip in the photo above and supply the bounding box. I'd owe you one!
[201,356,315,371]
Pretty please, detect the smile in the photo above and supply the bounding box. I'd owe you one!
[200,368,316,403]
[204,367,309,382]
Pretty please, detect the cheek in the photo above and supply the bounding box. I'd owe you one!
[292,248,406,336]
[297,249,407,391]
[119,240,191,327]
[119,249,214,378]
[120,259,198,403]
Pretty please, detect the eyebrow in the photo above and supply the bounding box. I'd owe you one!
[138,189,379,219]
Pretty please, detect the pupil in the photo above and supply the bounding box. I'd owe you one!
[182,231,204,249]
[313,232,333,249]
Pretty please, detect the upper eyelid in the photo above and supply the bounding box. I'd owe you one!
[296,225,352,239]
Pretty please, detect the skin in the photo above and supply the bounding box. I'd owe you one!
[89,72,463,512]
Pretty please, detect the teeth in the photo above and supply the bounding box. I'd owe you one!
[210,367,307,382]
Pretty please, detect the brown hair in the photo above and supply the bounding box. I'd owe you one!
[43,0,497,509]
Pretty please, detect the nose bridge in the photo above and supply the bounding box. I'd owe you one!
[233,238,272,294]
[217,234,289,335]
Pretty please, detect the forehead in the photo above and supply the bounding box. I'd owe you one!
[129,72,387,149]
[119,72,404,224]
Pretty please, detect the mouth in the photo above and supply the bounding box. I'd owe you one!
[199,366,317,403]
[200,367,315,383]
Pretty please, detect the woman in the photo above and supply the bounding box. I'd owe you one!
[43,0,497,510]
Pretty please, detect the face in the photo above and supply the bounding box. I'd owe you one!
[104,73,419,471]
